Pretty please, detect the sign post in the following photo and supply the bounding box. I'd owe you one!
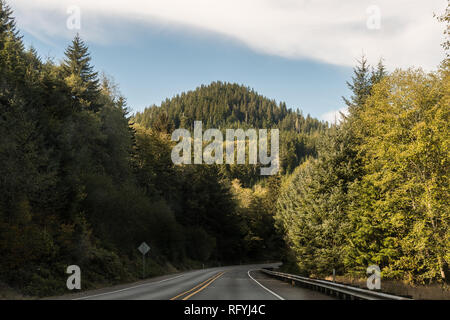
[138,242,150,279]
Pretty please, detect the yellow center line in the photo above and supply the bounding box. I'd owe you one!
[182,271,225,300]
[169,271,224,300]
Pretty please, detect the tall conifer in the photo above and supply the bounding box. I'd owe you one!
[62,34,100,111]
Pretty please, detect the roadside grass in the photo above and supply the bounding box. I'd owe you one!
[278,262,450,300]
[323,275,450,300]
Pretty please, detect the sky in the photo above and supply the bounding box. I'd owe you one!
[8,0,447,122]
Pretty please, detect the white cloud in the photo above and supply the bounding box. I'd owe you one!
[9,0,447,69]
[320,107,349,124]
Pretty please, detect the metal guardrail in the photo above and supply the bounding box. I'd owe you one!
[260,269,411,300]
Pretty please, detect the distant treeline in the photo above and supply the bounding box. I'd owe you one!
[134,81,327,132]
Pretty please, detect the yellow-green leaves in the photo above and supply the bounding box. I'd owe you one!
[352,68,449,283]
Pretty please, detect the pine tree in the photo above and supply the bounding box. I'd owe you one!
[371,59,387,85]
[62,34,100,111]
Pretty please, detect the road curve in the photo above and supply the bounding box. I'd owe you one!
[59,264,334,300]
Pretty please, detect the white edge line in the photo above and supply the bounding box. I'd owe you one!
[248,269,285,300]
[72,274,185,300]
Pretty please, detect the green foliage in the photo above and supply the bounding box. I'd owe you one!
[276,56,449,284]
[133,81,328,177]
[232,178,285,262]
[61,34,100,111]
[184,226,216,262]
[2,0,447,296]
[275,57,384,278]
[0,3,295,296]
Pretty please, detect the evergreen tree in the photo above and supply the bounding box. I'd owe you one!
[62,34,100,111]
[342,55,372,113]
[371,59,387,85]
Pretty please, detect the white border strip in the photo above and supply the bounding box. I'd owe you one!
[247,269,285,300]
[72,274,185,300]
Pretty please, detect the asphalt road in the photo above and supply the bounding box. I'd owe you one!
[62,264,334,300]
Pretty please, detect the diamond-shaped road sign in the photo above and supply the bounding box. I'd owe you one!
[138,242,150,255]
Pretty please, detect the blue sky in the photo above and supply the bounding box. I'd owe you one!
[11,0,446,121]
[21,27,352,120]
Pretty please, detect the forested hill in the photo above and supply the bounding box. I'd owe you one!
[133,81,327,133]
[0,2,292,296]
[133,82,329,176]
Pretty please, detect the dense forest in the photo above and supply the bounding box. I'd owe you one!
[0,2,293,296]
[0,1,448,297]
[134,82,328,180]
